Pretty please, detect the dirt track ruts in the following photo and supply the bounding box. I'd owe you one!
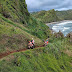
[0,45,43,59]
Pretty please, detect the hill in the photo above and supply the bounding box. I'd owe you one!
[0,38,72,72]
[32,9,72,23]
[0,14,44,53]
[0,0,29,24]
[56,10,72,20]
[0,0,50,39]
[0,0,72,72]
[0,0,51,53]
[31,9,60,23]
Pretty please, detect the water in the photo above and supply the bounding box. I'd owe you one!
[47,21,72,36]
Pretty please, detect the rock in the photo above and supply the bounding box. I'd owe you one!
[54,30,64,38]
[66,32,72,42]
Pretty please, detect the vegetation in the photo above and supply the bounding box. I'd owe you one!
[0,0,72,72]
[0,0,50,39]
[0,0,30,24]
[0,38,72,72]
[0,0,51,53]
[56,10,72,20]
[0,14,44,53]
[32,9,72,23]
[31,9,60,23]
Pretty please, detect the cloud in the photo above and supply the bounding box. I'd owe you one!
[26,0,72,12]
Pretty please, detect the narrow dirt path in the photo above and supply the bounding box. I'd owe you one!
[0,45,43,59]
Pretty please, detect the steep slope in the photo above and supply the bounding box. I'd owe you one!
[0,0,51,39]
[32,9,59,23]
[0,1,72,72]
[0,38,72,72]
[0,14,43,53]
[0,0,30,24]
[0,0,51,53]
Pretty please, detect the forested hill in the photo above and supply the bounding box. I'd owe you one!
[31,9,72,23]
[56,10,72,20]
[31,9,60,23]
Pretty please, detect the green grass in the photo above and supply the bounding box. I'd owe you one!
[27,16,51,39]
[0,14,51,39]
[0,14,44,53]
[0,14,31,34]
[0,0,30,23]
[0,1,72,72]
[56,10,72,20]
[0,0,51,39]
[31,9,60,23]
[0,38,72,72]
[0,0,51,53]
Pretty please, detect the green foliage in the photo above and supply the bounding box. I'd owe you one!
[32,9,72,23]
[27,16,51,39]
[0,14,43,53]
[0,0,50,53]
[31,9,60,23]
[0,1,72,72]
[0,0,30,24]
[0,0,51,39]
[56,10,72,20]
[0,38,72,72]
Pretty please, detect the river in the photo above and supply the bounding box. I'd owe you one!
[46,21,72,36]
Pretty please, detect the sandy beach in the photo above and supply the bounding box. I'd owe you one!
[46,20,72,25]
[46,20,72,36]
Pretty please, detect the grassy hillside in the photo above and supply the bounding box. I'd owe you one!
[0,38,72,72]
[0,14,44,53]
[0,0,51,39]
[0,0,30,24]
[32,9,72,23]
[0,0,72,72]
[56,10,72,20]
[0,0,51,53]
[31,9,59,23]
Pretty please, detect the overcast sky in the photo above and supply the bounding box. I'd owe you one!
[26,0,72,12]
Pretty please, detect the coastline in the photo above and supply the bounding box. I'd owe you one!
[46,20,72,25]
[46,20,72,36]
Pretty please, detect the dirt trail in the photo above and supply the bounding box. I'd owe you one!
[0,45,43,59]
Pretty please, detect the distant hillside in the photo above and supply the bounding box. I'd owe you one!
[31,9,59,23]
[56,10,72,20]
[31,9,72,23]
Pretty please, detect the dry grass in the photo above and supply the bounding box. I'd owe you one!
[64,49,72,56]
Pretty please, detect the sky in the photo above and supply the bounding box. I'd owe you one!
[26,0,72,12]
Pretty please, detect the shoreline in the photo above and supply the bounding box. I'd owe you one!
[46,20,72,36]
[46,20,72,25]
